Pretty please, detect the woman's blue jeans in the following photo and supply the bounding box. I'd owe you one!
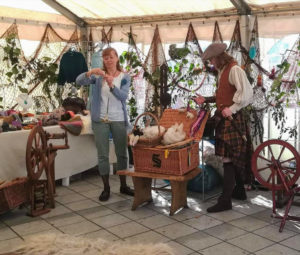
[92,121,128,176]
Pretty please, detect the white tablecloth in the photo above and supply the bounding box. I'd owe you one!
[0,126,116,182]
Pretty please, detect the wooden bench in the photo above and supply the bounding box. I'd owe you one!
[117,167,201,215]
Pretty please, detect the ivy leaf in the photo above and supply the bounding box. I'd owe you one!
[189,63,194,72]
[119,55,124,64]
[18,87,28,93]
[13,48,21,55]
[12,65,18,74]
[174,63,180,73]
[182,59,188,65]
[6,71,13,78]
[42,56,51,62]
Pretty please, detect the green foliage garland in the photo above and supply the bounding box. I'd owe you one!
[1,34,60,111]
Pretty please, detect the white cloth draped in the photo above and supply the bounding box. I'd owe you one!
[0,125,116,182]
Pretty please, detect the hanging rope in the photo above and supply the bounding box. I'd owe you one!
[212,21,223,43]
[143,25,167,115]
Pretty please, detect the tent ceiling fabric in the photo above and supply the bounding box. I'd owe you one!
[1,0,299,26]
[56,0,235,19]
[53,0,300,25]
[0,0,299,42]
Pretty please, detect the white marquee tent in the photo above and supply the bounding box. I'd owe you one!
[0,0,300,45]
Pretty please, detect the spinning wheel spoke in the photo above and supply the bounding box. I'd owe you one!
[257,166,271,172]
[37,135,41,147]
[283,172,292,182]
[31,156,36,168]
[258,154,272,163]
[34,136,38,149]
[281,167,296,176]
[280,157,296,165]
[268,145,276,161]
[277,146,286,161]
[266,171,274,183]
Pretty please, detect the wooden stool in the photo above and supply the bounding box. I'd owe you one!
[117,167,201,215]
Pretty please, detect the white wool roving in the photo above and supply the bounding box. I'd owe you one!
[142,125,165,139]
[203,147,224,177]
[78,114,93,135]
[162,122,186,145]
[13,233,175,255]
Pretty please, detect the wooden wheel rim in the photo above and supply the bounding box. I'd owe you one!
[26,126,47,180]
[251,139,300,190]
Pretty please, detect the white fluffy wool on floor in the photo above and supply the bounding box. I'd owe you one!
[203,147,224,177]
[13,233,175,255]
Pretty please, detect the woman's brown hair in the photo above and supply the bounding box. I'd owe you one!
[214,52,235,70]
[102,48,122,72]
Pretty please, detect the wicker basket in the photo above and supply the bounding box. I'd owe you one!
[0,177,28,214]
[133,108,209,175]
[130,112,164,147]
[159,108,209,141]
[133,141,199,175]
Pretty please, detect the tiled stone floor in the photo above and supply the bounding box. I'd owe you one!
[1,171,300,255]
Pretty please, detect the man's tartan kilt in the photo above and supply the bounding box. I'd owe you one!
[215,110,253,182]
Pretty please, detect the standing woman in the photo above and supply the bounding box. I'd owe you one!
[76,48,134,201]
[195,43,253,213]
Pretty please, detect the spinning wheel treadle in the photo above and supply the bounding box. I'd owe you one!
[252,139,300,190]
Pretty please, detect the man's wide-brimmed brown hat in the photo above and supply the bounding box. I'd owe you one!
[201,43,227,61]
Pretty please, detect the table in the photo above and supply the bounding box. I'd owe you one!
[117,167,201,215]
[0,126,116,184]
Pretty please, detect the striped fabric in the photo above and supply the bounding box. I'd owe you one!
[59,116,83,136]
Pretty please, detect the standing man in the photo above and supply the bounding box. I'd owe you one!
[195,43,253,213]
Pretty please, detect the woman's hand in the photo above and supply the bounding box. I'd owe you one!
[193,95,205,105]
[87,68,106,77]
[86,70,93,78]
[222,107,232,118]
[105,75,114,88]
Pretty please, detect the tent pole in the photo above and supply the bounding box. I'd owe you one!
[41,0,86,27]
[80,26,89,61]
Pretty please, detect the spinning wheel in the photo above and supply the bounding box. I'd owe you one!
[26,126,52,216]
[251,139,300,232]
[252,140,300,190]
[26,125,47,180]
[26,126,69,216]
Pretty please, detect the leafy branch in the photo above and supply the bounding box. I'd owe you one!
[1,34,60,111]
[119,51,141,122]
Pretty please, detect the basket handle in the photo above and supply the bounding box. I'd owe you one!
[133,112,161,135]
